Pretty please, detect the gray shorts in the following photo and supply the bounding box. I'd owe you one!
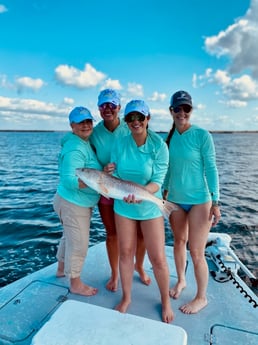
[54,193,92,278]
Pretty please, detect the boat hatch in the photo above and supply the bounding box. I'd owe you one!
[208,324,258,345]
[0,280,69,343]
[32,300,188,345]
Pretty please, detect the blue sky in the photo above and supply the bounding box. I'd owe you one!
[1,0,257,132]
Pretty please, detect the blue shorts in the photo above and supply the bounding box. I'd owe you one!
[177,203,193,212]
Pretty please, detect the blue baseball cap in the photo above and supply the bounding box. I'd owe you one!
[170,90,192,108]
[97,89,121,106]
[69,106,94,124]
[124,100,150,117]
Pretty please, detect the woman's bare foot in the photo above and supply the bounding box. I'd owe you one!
[106,276,119,292]
[169,281,186,299]
[162,302,174,323]
[115,298,131,313]
[70,278,98,296]
[56,261,65,277]
[134,264,151,285]
[179,297,207,314]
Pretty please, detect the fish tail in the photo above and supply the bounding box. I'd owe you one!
[160,200,178,219]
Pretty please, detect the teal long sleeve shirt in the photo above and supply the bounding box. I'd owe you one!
[163,125,220,204]
[56,132,102,207]
[90,119,129,167]
[111,130,169,220]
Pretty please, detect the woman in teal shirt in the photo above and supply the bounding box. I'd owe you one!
[111,100,174,323]
[163,90,221,314]
[54,106,102,296]
[90,89,149,292]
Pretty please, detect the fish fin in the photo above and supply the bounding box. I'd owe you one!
[160,200,178,219]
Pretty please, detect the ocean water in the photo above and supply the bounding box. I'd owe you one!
[0,131,257,293]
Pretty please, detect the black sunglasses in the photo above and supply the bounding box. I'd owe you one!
[173,105,192,114]
[125,113,146,123]
[99,103,117,110]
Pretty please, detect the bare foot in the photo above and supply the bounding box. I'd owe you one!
[179,297,208,314]
[70,281,98,296]
[162,303,174,323]
[134,264,151,286]
[115,298,131,313]
[169,281,186,299]
[106,276,118,292]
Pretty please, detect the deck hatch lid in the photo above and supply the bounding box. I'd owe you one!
[0,280,69,343]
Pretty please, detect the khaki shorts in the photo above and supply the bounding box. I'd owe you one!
[54,193,92,278]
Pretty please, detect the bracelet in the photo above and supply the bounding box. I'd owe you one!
[212,200,220,207]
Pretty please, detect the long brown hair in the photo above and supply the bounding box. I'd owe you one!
[166,122,175,147]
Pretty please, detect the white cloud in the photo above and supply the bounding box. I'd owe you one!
[196,103,206,110]
[0,74,12,89]
[127,83,144,97]
[222,100,247,108]
[15,77,45,93]
[204,0,258,78]
[55,63,106,89]
[213,70,231,86]
[63,97,74,105]
[0,4,7,13]
[102,78,122,90]
[194,68,258,106]
[148,91,167,102]
[0,96,68,116]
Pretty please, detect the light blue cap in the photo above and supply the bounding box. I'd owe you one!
[69,106,94,124]
[124,100,150,117]
[97,89,121,106]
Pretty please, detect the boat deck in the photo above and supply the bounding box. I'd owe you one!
[0,241,257,344]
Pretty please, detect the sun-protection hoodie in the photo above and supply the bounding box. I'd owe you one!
[163,125,220,204]
[111,130,169,220]
[90,119,129,167]
[56,132,102,207]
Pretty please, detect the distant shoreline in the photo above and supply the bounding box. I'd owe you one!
[0,130,258,134]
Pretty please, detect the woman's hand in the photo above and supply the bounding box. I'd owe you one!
[123,194,142,204]
[209,205,221,226]
[104,163,116,174]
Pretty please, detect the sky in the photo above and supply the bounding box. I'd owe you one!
[0,0,258,132]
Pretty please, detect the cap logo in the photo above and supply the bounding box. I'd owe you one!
[102,90,114,97]
[177,92,188,100]
[79,108,89,115]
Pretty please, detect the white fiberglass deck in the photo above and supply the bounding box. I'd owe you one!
[0,240,257,345]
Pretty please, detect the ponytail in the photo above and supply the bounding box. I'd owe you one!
[166,122,175,147]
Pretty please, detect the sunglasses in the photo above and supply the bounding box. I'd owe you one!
[99,103,117,110]
[173,105,192,114]
[125,113,146,123]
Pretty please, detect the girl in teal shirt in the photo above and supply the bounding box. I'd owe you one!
[163,90,221,315]
[111,100,174,323]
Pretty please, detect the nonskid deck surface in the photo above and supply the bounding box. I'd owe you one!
[0,241,257,345]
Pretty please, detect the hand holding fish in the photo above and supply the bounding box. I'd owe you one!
[123,194,142,204]
[104,163,116,174]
